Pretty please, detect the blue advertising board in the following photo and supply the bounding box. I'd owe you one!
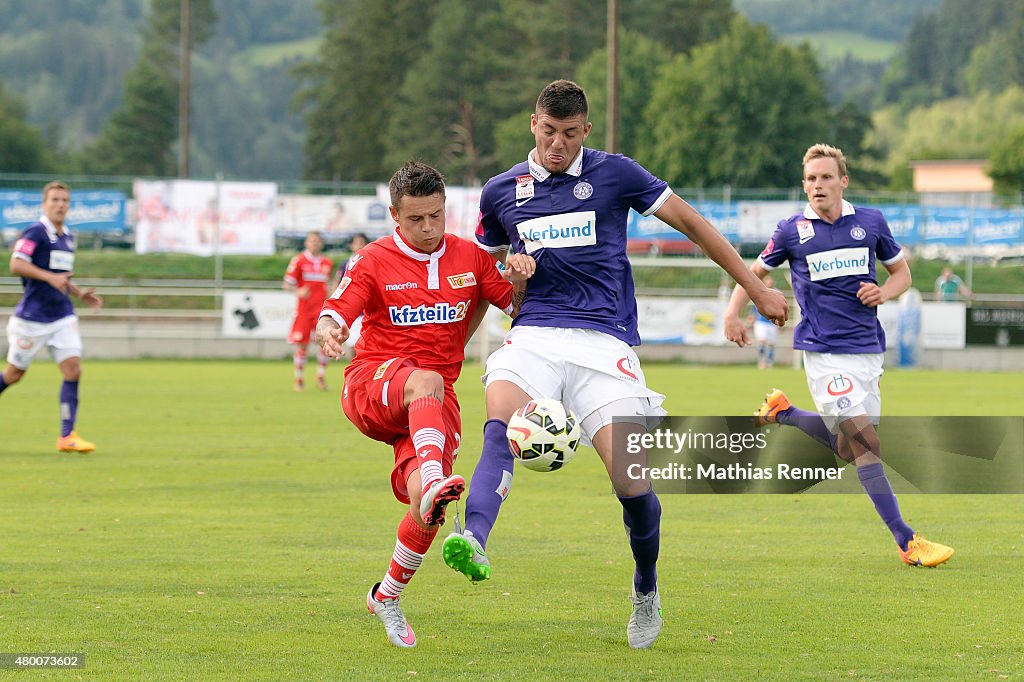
[0,190,127,234]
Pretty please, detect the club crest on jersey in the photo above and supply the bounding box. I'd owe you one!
[447,272,477,289]
[850,226,866,240]
[516,211,597,254]
[573,181,593,200]
[515,175,534,204]
[797,220,815,244]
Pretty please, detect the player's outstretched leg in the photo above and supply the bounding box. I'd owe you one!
[755,389,838,452]
[445,419,510,581]
[620,488,662,648]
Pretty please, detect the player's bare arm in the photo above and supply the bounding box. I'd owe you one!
[724,261,773,348]
[656,194,788,325]
[10,256,72,294]
[858,258,911,308]
[316,316,349,359]
[68,281,103,309]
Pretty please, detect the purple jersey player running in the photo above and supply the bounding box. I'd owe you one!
[441,79,788,649]
[2,182,103,452]
[724,143,953,568]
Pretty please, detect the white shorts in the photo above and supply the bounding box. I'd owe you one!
[6,315,83,370]
[753,320,778,344]
[803,351,883,434]
[483,326,666,444]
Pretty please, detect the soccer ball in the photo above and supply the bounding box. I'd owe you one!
[506,398,581,472]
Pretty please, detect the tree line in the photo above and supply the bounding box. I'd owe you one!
[1,0,1022,194]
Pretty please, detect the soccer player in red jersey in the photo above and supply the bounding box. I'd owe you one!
[316,161,533,648]
[283,231,334,391]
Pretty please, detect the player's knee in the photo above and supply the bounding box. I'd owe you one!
[3,366,25,385]
[405,370,444,402]
[60,361,82,381]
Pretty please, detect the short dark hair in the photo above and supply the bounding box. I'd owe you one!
[389,160,445,208]
[536,79,588,120]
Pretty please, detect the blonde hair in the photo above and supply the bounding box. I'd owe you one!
[802,144,847,178]
[42,181,70,200]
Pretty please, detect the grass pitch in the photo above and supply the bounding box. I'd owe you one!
[2,361,1022,680]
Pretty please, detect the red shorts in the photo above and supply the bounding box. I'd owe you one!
[289,311,317,345]
[341,357,461,504]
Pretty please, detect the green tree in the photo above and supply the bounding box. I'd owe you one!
[0,82,53,172]
[297,0,434,182]
[640,16,830,188]
[622,0,735,53]
[988,125,1024,196]
[80,0,216,176]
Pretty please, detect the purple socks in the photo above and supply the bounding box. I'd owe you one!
[619,488,661,594]
[464,419,515,549]
[60,380,79,437]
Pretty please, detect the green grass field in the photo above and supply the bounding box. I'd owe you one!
[2,361,1023,680]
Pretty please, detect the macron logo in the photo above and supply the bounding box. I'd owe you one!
[385,281,418,291]
[806,247,869,281]
[516,211,597,254]
[389,300,470,326]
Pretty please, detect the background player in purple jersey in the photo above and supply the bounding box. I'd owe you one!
[442,79,788,649]
[2,182,103,452]
[724,143,954,568]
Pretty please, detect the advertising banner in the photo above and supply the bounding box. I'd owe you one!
[134,180,276,255]
[0,190,127,234]
[221,290,296,339]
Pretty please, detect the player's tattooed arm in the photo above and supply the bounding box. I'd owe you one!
[316,316,350,359]
[509,283,527,319]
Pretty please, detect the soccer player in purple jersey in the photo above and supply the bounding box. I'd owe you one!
[2,182,103,452]
[441,79,788,649]
[724,144,954,568]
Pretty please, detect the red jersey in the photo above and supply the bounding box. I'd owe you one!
[284,250,334,315]
[321,229,514,385]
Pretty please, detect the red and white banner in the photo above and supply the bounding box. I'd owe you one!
[134,180,277,255]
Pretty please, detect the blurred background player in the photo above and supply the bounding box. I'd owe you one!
[934,266,971,302]
[725,143,954,568]
[283,231,333,391]
[334,232,369,359]
[2,182,103,452]
[747,274,779,369]
[316,161,532,648]
[442,79,788,649]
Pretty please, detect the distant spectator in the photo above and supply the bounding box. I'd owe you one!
[934,267,970,302]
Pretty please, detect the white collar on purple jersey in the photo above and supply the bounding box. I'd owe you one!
[802,199,855,223]
[40,215,71,242]
[527,147,584,182]
[391,229,447,290]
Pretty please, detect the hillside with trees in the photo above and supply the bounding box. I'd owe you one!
[0,0,1021,195]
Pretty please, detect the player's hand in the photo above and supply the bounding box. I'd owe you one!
[297,285,311,300]
[80,288,103,309]
[750,286,788,326]
[503,253,536,283]
[316,318,350,359]
[724,316,752,348]
[49,272,72,294]
[857,281,885,307]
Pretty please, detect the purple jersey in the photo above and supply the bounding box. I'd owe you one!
[757,201,904,353]
[475,147,671,345]
[12,218,77,323]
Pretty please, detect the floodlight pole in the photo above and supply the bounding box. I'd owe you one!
[178,0,191,178]
[606,0,619,154]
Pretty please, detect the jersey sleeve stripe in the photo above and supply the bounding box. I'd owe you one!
[755,256,778,271]
[880,250,905,266]
[641,186,674,217]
